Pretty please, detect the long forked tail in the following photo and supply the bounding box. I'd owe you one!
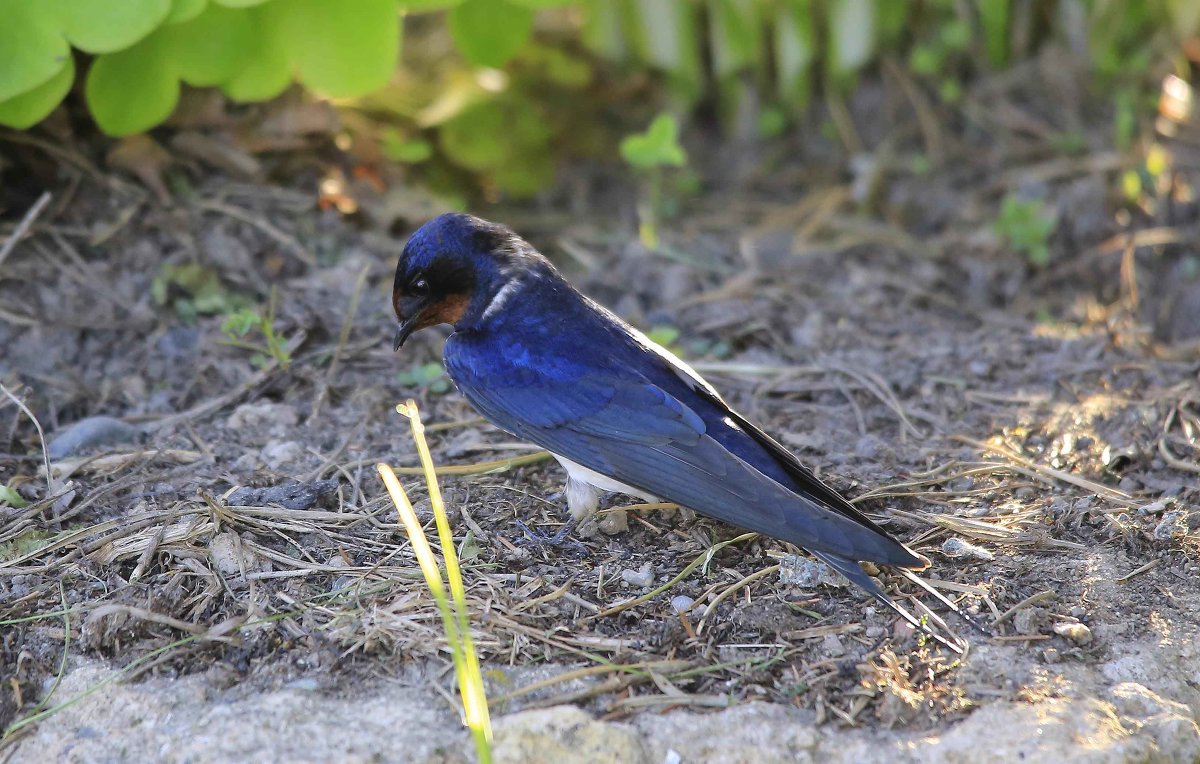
[808,550,980,655]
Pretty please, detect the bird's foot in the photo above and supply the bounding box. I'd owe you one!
[514,517,589,556]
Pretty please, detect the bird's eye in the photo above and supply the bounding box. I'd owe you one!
[410,277,430,295]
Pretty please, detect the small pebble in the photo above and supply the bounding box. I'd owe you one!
[670,595,695,614]
[1138,498,1173,515]
[941,537,995,561]
[1153,510,1190,541]
[778,555,849,588]
[1053,621,1093,645]
[621,563,653,588]
[821,634,845,657]
[598,509,628,535]
[47,416,138,459]
[1069,606,1086,618]
[1042,648,1061,664]
[1013,607,1047,636]
[261,440,304,470]
[227,401,298,434]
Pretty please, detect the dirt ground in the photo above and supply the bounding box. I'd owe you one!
[2,69,1200,761]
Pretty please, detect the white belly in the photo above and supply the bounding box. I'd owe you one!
[551,454,659,503]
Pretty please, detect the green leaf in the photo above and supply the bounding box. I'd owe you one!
[710,0,761,79]
[632,0,702,100]
[383,130,434,163]
[212,0,272,5]
[86,35,179,135]
[165,0,207,23]
[51,0,172,54]
[270,0,400,97]
[221,308,260,338]
[491,152,555,197]
[439,100,512,170]
[0,484,27,509]
[161,3,254,87]
[221,2,292,102]
[645,325,680,347]
[774,1,814,105]
[0,56,74,129]
[396,0,463,10]
[620,113,687,169]
[978,0,1008,66]
[0,0,71,102]
[448,0,534,68]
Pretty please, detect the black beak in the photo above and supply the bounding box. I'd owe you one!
[392,295,434,351]
[393,317,420,351]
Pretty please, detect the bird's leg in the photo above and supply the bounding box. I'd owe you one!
[565,476,603,538]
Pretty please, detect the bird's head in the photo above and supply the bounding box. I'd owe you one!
[391,213,544,349]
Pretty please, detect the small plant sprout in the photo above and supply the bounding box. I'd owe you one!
[219,288,292,369]
[396,362,452,394]
[994,194,1057,268]
[620,113,688,249]
[377,401,492,763]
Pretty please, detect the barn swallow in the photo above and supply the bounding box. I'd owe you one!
[393,213,967,650]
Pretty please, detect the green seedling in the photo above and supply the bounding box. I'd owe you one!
[396,362,452,394]
[994,195,1056,268]
[0,483,27,508]
[621,113,689,250]
[152,262,245,322]
[219,289,291,369]
[908,15,971,104]
[382,130,434,164]
[0,529,51,562]
[646,325,730,361]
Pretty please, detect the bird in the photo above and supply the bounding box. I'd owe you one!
[392,212,967,651]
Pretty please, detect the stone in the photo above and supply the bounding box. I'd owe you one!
[47,416,138,459]
[492,706,648,764]
[1053,621,1094,645]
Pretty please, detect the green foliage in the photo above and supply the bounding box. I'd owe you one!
[220,295,292,369]
[620,114,687,169]
[0,0,402,133]
[152,262,244,321]
[0,484,27,509]
[645,325,730,360]
[383,131,434,163]
[907,11,972,104]
[621,113,689,248]
[449,0,534,68]
[3,0,1198,207]
[397,362,452,394]
[0,530,51,562]
[994,195,1056,268]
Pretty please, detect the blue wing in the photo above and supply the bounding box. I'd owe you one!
[444,332,920,566]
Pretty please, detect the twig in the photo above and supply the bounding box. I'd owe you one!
[593,532,758,619]
[992,590,1056,626]
[952,436,1134,505]
[0,192,51,271]
[696,564,781,636]
[391,450,552,476]
[0,383,53,494]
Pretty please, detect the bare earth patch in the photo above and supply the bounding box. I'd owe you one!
[2,94,1200,761]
